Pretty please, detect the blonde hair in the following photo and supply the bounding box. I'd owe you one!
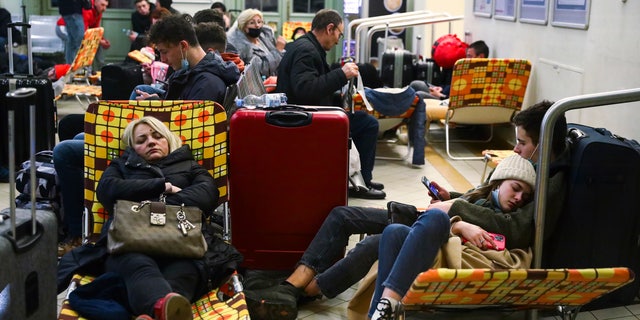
[122,116,183,154]
[236,8,263,30]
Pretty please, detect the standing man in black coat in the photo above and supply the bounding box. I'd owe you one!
[128,0,155,51]
[276,9,385,199]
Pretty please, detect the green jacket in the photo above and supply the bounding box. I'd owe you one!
[448,149,570,250]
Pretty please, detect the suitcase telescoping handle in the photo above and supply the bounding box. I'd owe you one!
[7,22,33,76]
[2,87,43,253]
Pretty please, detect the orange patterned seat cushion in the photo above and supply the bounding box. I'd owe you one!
[60,84,102,99]
[351,92,419,119]
[403,267,634,309]
[69,27,104,74]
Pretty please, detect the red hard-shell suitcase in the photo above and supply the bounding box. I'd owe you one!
[229,105,349,270]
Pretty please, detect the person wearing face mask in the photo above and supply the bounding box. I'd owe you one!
[242,100,568,319]
[226,8,286,77]
[428,100,569,242]
[133,14,240,101]
[368,155,537,320]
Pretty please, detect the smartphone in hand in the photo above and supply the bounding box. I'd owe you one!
[462,233,506,251]
[421,176,444,201]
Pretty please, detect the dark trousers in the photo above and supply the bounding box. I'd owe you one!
[349,111,379,184]
[105,253,202,316]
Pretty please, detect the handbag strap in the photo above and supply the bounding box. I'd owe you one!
[150,201,166,214]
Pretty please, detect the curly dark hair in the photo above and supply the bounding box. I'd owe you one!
[149,14,199,47]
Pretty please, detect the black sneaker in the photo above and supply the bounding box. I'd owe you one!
[245,282,301,320]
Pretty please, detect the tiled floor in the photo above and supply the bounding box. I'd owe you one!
[1,99,638,319]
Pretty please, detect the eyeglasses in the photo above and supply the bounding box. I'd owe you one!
[335,28,344,39]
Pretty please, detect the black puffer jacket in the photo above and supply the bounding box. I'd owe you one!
[275,32,347,106]
[164,51,240,102]
[96,144,218,223]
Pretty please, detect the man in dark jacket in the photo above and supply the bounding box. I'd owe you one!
[134,14,240,101]
[128,0,155,51]
[276,9,385,199]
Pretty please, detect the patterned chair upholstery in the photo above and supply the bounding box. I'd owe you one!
[57,100,247,320]
[58,27,104,106]
[402,267,634,319]
[442,58,532,160]
[83,100,228,237]
[67,27,104,79]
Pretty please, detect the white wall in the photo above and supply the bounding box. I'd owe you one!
[412,1,465,56]
[464,0,640,141]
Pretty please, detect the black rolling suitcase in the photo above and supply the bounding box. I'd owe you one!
[0,87,58,319]
[380,49,415,88]
[100,62,144,100]
[0,22,57,168]
[413,35,442,86]
[542,123,640,309]
[414,58,442,86]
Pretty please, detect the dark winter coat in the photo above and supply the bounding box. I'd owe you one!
[130,2,155,34]
[96,144,218,220]
[275,32,347,106]
[163,51,240,102]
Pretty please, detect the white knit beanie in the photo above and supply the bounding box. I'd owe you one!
[489,155,536,189]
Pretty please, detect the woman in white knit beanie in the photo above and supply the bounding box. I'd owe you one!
[462,154,536,212]
[369,154,537,320]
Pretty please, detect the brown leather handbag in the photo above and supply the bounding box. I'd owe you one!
[108,200,207,258]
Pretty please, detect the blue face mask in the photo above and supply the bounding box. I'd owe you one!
[491,188,503,211]
[180,50,189,70]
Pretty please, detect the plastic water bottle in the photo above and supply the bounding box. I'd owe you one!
[235,93,287,108]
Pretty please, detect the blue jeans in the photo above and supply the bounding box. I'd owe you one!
[62,13,84,64]
[130,84,166,100]
[349,111,379,185]
[369,209,450,317]
[408,98,426,165]
[299,206,389,298]
[53,133,84,238]
[105,252,203,316]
